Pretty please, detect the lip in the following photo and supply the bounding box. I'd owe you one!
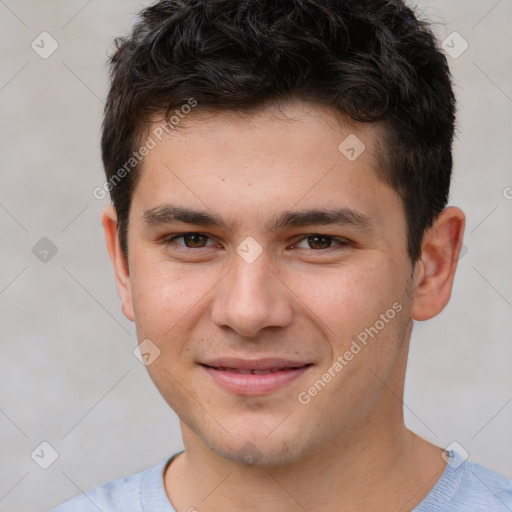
[200,358,313,395]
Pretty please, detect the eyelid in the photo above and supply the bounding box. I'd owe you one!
[290,234,352,250]
[162,232,351,252]
[162,232,217,248]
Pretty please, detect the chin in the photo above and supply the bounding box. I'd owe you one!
[175,391,323,467]
[203,427,315,469]
[216,443,300,468]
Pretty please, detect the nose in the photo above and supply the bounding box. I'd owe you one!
[210,250,293,338]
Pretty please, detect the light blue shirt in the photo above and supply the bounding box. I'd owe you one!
[50,450,512,511]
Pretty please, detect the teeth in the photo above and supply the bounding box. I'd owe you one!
[215,366,300,374]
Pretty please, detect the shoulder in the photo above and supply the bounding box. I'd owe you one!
[415,450,512,511]
[456,457,512,509]
[49,457,171,512]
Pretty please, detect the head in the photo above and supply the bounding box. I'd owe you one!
[101,0,465,466]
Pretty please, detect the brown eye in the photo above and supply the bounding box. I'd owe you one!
[181,233,209,248]
[292,234,351,251]
[163,232,214,250]
[306,235,332,250]
[292,233,352,255]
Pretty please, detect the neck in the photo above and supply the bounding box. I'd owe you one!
[164,416,446,512]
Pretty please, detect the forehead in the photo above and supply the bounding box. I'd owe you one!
[139,101,383,177]
[132,101,400,230]
[145,100,383,163]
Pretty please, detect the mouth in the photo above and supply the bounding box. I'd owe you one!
[203,366,307,374]
[199,358,313,395]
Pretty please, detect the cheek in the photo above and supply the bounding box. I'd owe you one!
[288,262,396,336]
[130,258,217,344]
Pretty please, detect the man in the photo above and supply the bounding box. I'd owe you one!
[51,0,512,510]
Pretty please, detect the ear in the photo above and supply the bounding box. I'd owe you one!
[102,205,135,322]
[410,206,466,321]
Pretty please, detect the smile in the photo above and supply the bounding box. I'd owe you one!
[199,360,313,395]
[208,366,306,374]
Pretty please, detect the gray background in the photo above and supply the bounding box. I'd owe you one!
[1,1,511,510]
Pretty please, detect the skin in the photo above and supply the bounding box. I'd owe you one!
[103,100,465,511]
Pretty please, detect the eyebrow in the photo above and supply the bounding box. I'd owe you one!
[142,204,375,232]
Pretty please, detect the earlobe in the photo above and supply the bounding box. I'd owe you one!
[101,205,135,322]
[410,206,465,321]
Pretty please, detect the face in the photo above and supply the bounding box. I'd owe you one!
[112,101,419,467]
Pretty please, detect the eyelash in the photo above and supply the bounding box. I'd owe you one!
[161,232,351,253]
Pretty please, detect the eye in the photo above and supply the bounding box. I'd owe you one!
[160,232,351,254]
[291,234,351,251]
[163,232,215,250]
